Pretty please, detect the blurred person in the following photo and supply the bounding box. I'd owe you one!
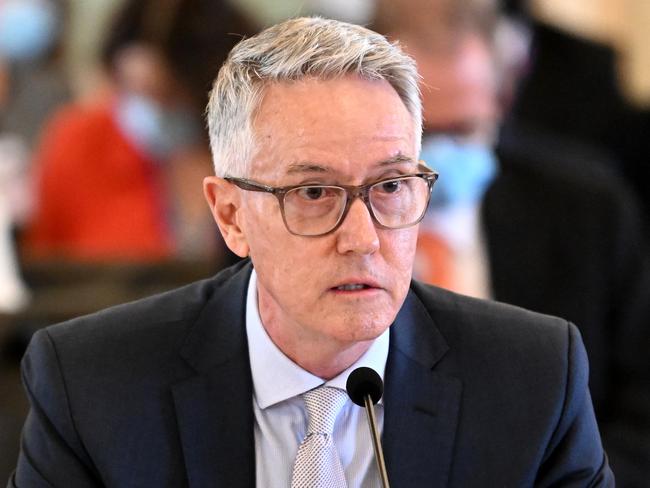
[503,0,650,226]
[0,0,70,313]
[374,0,650,484]
[9,17,613,486]
[0,0,70,146]
[21,0,255,262]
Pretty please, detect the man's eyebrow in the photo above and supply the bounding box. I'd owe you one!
[286,162,331,174]
[285,154,416,175]
[378,154,418,166]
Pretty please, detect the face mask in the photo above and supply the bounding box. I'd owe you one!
[114,94,201,161]
[420,135,498,209]
[0,0,58,61]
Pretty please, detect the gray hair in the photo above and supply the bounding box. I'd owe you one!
[206,16,422,177]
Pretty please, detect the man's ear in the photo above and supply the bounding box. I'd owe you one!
[203,176,250,257]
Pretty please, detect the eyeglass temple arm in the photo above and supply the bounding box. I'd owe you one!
[225,177,277,194]
[416,162,439,185]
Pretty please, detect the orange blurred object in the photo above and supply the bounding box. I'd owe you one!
[414,230,454,289]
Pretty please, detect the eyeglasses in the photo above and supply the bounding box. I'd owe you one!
[225,165,438,237]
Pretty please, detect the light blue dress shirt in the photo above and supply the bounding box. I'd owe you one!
[246,270,389,487]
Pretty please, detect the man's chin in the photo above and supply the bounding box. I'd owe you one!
[329,315,393,344]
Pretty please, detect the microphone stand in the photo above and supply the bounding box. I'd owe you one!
[362,393,390,488]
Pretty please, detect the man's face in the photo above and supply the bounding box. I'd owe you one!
[237,75,418,354]
[402,32,499,140]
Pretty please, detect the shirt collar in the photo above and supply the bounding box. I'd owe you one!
[245,269,390,409]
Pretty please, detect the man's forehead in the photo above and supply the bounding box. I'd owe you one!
[248,75,417,179]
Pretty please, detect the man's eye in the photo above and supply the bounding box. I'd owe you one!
[379,180,401,194]
[297,186,325,200]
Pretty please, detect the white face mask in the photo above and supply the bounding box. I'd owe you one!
[0,0,59,61]
[420,135,498,209]
[114,94,201,161]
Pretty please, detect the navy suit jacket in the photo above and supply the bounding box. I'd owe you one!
[10,260,613,487]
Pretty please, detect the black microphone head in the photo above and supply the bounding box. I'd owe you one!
[346,367,383,406]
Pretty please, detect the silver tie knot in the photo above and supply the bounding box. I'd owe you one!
[303,386,349,435]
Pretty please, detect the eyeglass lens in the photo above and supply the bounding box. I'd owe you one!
[282,176,430,236]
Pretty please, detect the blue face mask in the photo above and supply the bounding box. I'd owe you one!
[0,0,58,61]
[114,94,201,161]
[420,135,498,209]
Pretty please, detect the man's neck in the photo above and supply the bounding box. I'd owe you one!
[262,321,374,380]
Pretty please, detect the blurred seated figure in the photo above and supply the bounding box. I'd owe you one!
[21,0,254,262]
[0,0,70,147]
[504,0,650,226]
[374,0,650,485]
[0,0,70,312]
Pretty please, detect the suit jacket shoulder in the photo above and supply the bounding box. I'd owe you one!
[13,260,255,488]
[382,281,614,486]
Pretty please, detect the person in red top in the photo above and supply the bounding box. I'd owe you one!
[25,100,172,260]
[22,0,255,262]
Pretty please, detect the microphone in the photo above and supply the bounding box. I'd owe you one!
[346,367,390,488]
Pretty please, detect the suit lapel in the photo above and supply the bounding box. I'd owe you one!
[171,262,256,488]
[383,289,462,488]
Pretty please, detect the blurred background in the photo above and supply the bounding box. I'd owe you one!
[0,0,649,485]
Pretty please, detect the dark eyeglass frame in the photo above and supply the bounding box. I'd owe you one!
[225,164,439,237]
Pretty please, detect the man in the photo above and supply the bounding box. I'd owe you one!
[10,17,612,487]
[374,1,650,484]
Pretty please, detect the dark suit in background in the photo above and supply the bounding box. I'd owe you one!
[484,124,650,484]
[11,261,612,487]
[510,20,650,224]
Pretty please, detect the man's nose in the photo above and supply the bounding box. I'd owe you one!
[335,198,380,255]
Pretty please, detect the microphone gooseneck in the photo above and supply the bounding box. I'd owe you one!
[346,367,390,488]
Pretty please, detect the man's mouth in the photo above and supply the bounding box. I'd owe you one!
[334,283,371,291]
